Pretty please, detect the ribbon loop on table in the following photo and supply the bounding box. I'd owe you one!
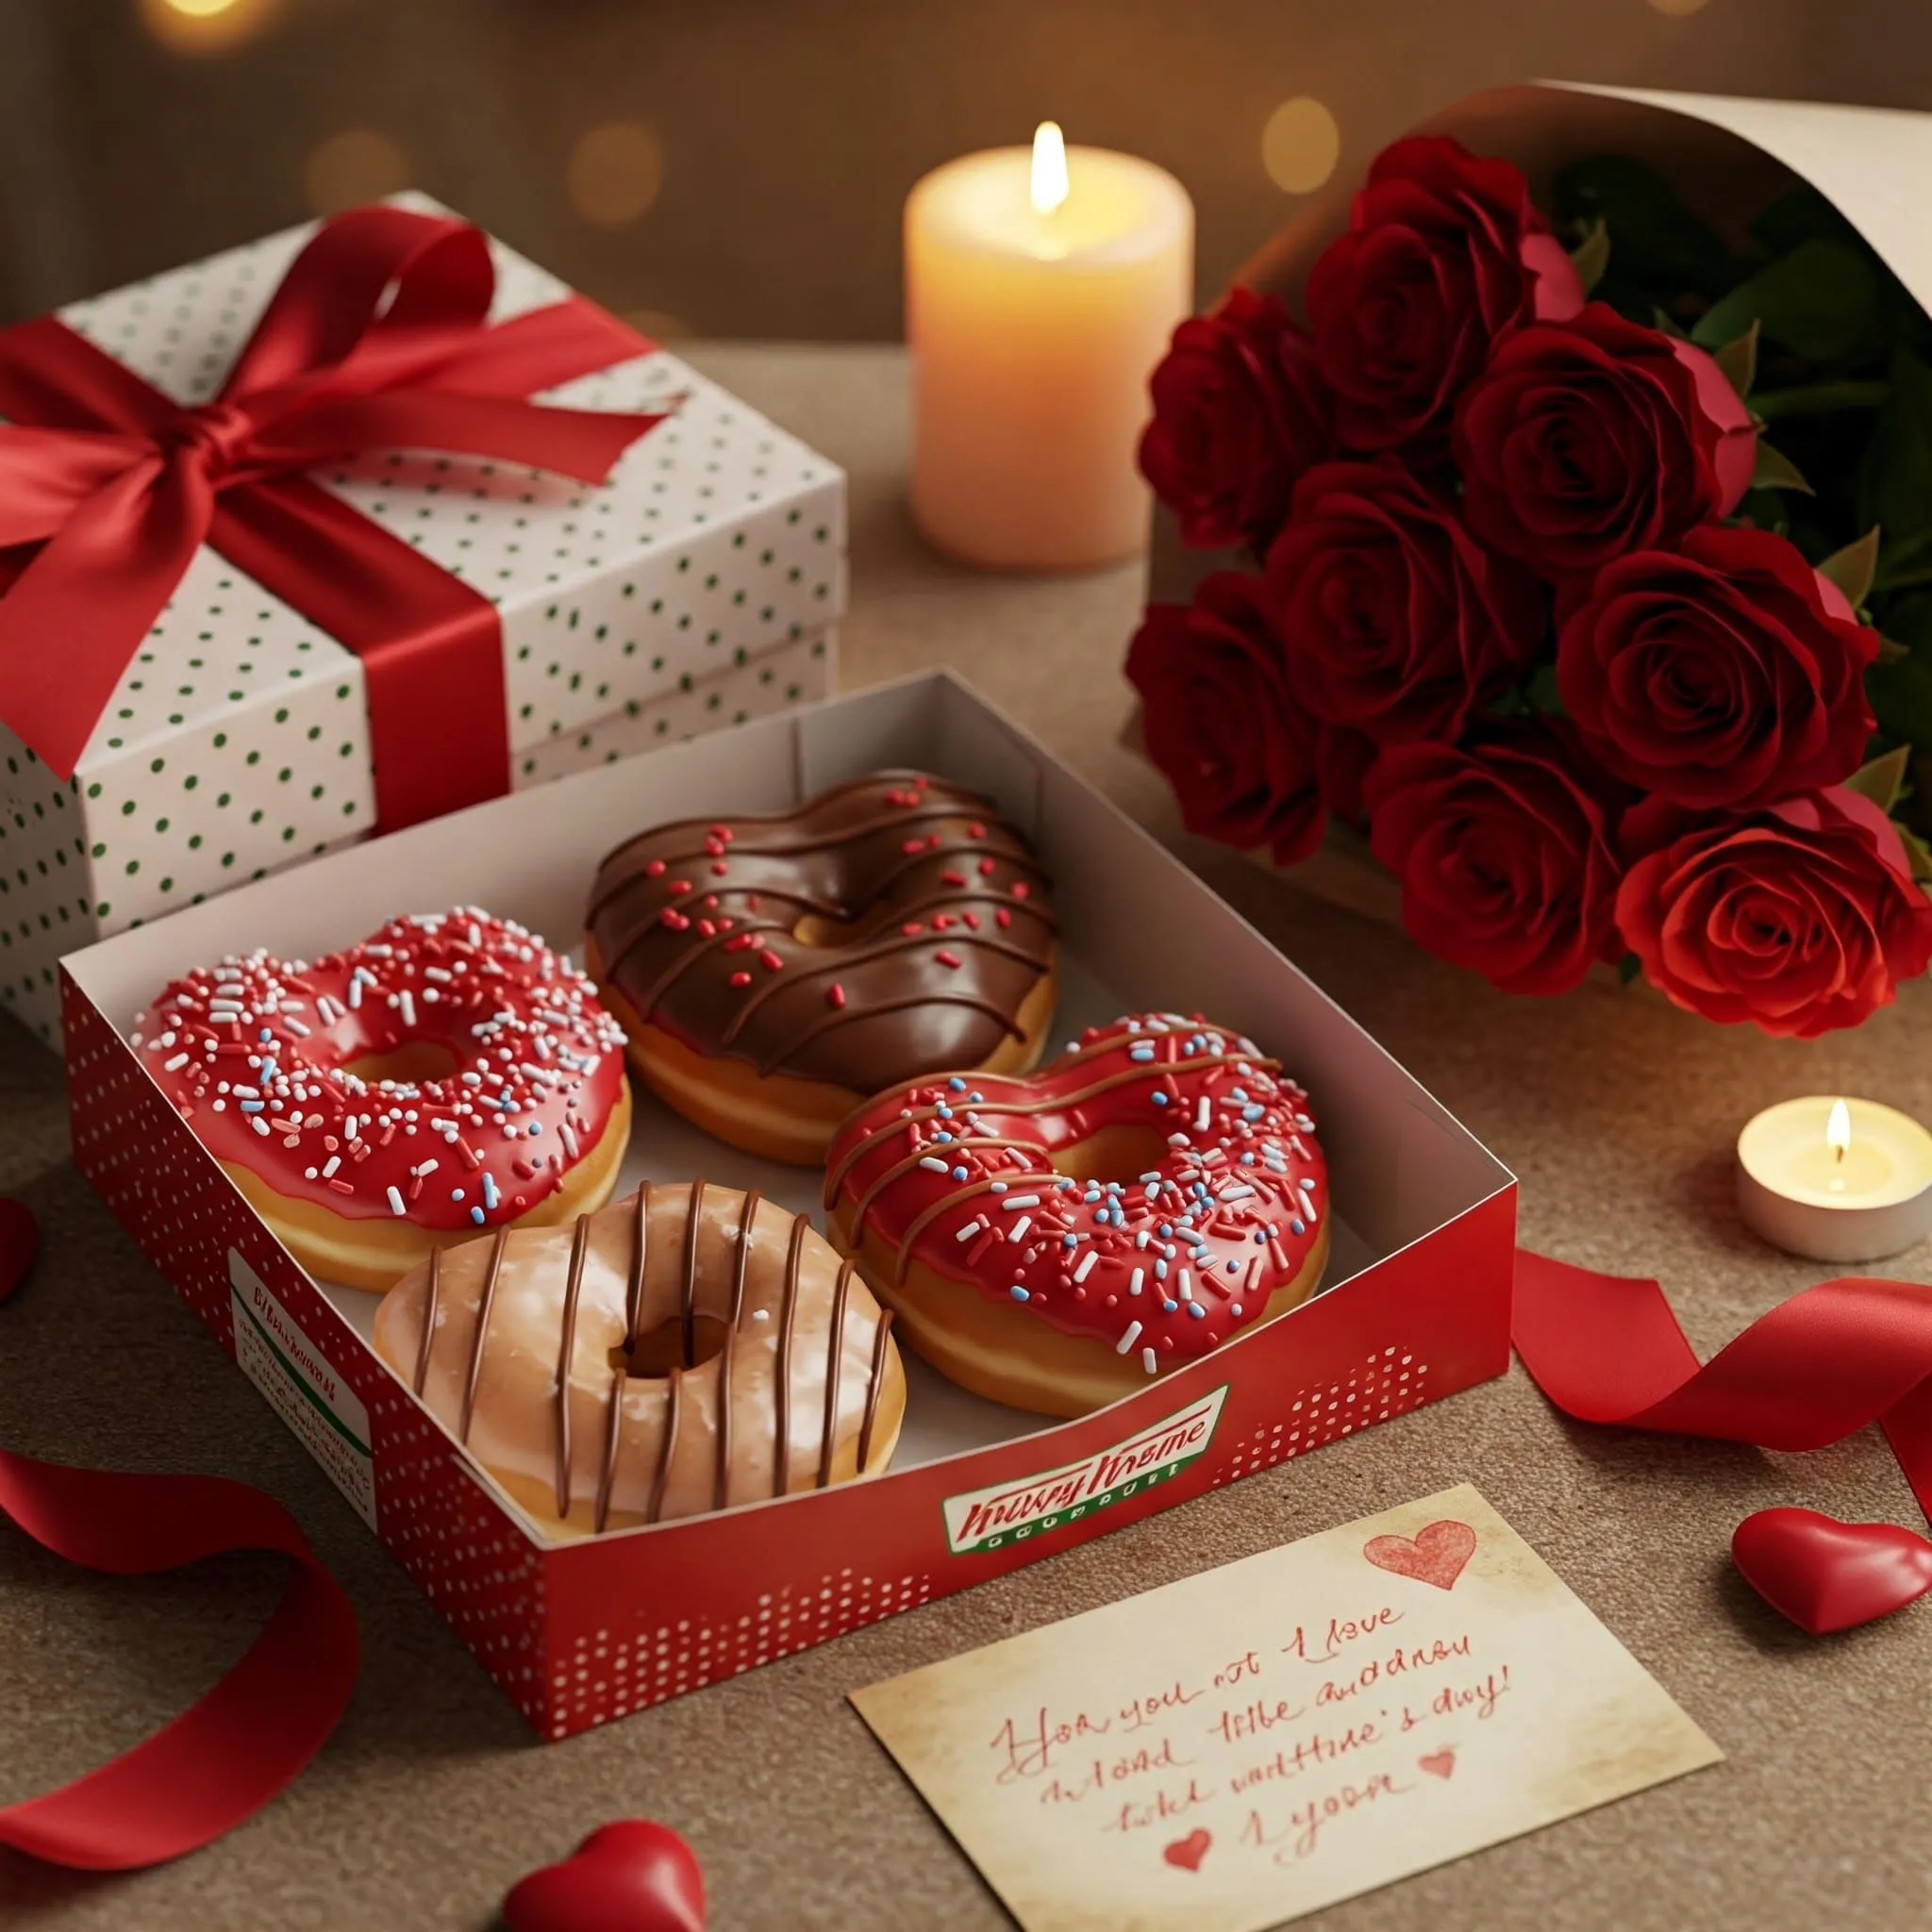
[0,203,666,830]
[0,1446,358,1871]
[1513,1249,1932,1520]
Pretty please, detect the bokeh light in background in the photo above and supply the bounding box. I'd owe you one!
[302,129,411,215]
[1261,96,1341,193]
[567,122,666,228]
[139,0,275,56]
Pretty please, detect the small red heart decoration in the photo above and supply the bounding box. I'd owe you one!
[1731,1507,1932,1637]
[1162,1828,1210,1873]
[1363,1518,1476,1591]
[1418,1748,1456,1778]
[503,1820,705,1932]
[0,1197,39,1306]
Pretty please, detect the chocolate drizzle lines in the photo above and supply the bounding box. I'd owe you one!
[819,1260,853,1489]
[720,925,1051,1047]
[715,1187,759,1512]
[755,990,1026,1077]
[857,1308,895,1474]
[774,1210,807,1496]
[459,1226,508,1443]
[593,1363,625,1535]
[680,1177,704,1369]
[648,1368,681,1524]
[412,1244,441,1395]
[553,1213,591,1518]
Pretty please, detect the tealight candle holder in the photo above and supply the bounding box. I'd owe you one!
[1736,1095,1932,1263]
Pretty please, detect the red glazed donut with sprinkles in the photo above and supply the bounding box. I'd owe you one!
[131,908,633,1292]
[824,1012,1328,1417]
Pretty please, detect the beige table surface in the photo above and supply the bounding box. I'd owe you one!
[3,343,1930,1932]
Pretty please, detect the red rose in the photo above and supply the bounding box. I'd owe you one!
[1557,525,1877,810]
[1263,459,1545,743]
[1140,289,1331,551]
[1306,136,1584,450]
[1617,789,1932,1037]
[1365,723,1625,995]
[1125,574,1332,864]
[1454,304,1757,576]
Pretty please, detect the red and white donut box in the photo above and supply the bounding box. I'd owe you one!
[0,192,841,1050]
[62,672,1514,1741]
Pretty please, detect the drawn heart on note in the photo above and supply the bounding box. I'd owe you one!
[1731,1507,1932,1637]
[1363,1518,1476,1591]
[1419,1749,1456,1779]
[502,1820,706,1932]
[0,1197,39,1306]
[1162,1829,1211,1873]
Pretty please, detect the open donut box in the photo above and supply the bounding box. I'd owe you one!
[61,671,1515,1741]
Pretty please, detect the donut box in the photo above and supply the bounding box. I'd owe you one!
[61,671,1515,1741]
[0,191,843,1049]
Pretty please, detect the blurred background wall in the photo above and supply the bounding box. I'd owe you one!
[0,0,1923,340]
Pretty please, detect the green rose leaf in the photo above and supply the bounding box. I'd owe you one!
[1569,219,1611,297]
[1858,346,1932,557]
[1712,321,1759,402]
[1751,441,1814,494]
[1691,238,1880,362]
[1866,593,1932,750]
[1553,155,1732,295]
[1817,527,1881,610]
[1526,662,1566,716]
[1895,821,1932,885]
[1845,743,1912,813]
[1617,953,1644,988]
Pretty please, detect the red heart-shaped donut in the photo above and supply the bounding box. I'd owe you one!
[502,1820,705,1932]
[1363,1518,1476,1591]
[0,1196,39,1306]
[1731,1507,1932,1636]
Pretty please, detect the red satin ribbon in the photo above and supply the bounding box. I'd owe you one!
[1513,1249,1932,1518]
[0,202,666,831]
[0,1446,358,1871]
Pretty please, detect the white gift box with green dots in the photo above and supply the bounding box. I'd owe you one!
[0,194,842,1045]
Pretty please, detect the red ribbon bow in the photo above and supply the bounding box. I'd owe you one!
[0,203,668,830]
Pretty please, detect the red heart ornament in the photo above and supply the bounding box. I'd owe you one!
[1731,1507,1932,1636]
[503,1820,705,1932]
[1418,1749,1456,1778]
[1363,1518,1476,1591]
[0,1197,39,1306]
[1162,1828,1211,1873]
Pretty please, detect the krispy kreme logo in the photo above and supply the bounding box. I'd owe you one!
[941,1386,1228,1556]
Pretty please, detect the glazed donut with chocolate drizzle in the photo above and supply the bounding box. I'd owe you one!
[132,909,631,1292]
[824,1013,1328,1417]
[584,771,1058,1165]
[373,1181,905,1536]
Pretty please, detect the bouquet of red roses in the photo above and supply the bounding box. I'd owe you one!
[1129,132,1932,1038]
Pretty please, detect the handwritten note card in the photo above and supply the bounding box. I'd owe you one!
[851,1484,1720,1932]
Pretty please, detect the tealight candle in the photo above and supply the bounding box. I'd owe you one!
[905,121,1193,571]
[1736,1095,1932,1262]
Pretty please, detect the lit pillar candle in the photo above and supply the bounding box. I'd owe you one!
[1736,1096,1932,1262]
[906,122,1193,572]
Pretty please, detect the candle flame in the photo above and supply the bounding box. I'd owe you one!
[1827,1098,1853,1161]
[1030,121,1070,216]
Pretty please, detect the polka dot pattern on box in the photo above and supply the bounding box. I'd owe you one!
[1212,1348,1433,1485]
[0,194,844,1046]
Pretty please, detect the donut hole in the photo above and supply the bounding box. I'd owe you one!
[342,1039,460,1087]
[610,1313,732,1379]
[790,909,861,947]
[1046,1122,1172,1187]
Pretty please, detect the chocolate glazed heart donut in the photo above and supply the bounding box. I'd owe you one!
[584,771,1058,1164]
[824,1012,1329,1416]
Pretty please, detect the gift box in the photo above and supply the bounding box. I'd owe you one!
[0,193,843,1047]
[63,670,1513,1741]
[1136,83,1932,1033]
